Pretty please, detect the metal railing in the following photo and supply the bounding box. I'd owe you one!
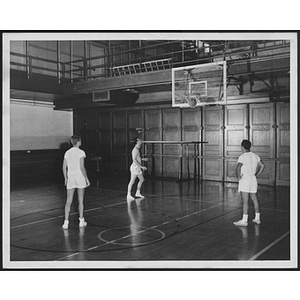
[10,40,290,84]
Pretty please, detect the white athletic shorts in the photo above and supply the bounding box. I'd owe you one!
[67,173,87,189]
[130,163,143,176]
[238,174,258,193]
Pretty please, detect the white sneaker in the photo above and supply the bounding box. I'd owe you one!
[233,220,248,227]
[79,218,87,228]
[135,192,145,198]
[127,195,135,201]
[252,219,261,225]
[62,220,69,230]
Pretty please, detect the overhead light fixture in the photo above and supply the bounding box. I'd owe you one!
[123,88,138,93]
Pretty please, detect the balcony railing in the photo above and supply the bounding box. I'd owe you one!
[10,40,290,84]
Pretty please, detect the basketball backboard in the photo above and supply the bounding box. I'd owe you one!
[172,61,227,108]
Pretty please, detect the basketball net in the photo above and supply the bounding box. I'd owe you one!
[183,69,200,108]
[184,94,200,108]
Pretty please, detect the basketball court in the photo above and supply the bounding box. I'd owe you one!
[8,174,292,268]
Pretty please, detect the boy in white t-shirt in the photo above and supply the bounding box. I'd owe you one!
[62,135,90,229]
[234,140,265,227]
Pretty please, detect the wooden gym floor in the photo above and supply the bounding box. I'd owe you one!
[7,174,294,269]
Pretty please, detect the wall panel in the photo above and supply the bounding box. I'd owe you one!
[249,103,275,159]
[203,157,223,181]
[203,106,223,157]
[144,109,162,176]
[71,100,290,186]
[112,111,127,174]
[182,107,202,179]
[202,106,223,180]
[276,102,290,185]
[276,102,290,158]
[276,161,290,186]
[83,111,99,156]
[224,104,247,181]
[162,108,181,177]
[97,112,111,173]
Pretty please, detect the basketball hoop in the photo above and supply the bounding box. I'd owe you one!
[184,95,200,108]
[185,95,198,108]
[172,61,227,108]
[183,68,199,108]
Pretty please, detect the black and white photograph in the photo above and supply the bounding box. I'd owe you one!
[2,31,298,271]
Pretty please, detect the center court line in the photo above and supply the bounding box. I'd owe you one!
[55,203,224,261]
[248,231,290,261]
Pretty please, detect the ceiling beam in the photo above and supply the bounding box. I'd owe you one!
[62,69,172,95]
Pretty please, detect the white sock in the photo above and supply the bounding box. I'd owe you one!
[255,213,260,220]
[62,220,69,229]
[242,214,248,222]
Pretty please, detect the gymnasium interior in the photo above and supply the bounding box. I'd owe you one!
[3,32,297,269]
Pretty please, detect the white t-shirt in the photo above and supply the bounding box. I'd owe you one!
[64,147,86,175]
[238,152,260,176]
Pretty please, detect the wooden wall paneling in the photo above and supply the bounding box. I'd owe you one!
[258,159,276,186]
[276,102,290,186]
[98,112,112,173]
[162,108,181,178]
[73,111,84,138]
[182,107,202,179]
[249,103,275,185]
[127,110,143,142]
[202,106,224,181]
[83,111,99,157]
[276,102,290,159]
[276,160,290,186]
[224,104,248,182]
[249,103,275,158]
[127,110,144,171]
[112,110,127,174]
[225,158,238,181]
[144,109,162,176]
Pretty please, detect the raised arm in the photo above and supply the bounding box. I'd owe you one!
[236,162,243,180]
[255,160,265,177]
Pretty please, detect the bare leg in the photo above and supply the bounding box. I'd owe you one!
[65,188,75,221]
[77,188,85,219]
[234,192,249,226]
[250,193,260,213]
[135,174,145,197]
[241,192,250,215]
[250,192,261,224]
[127,173,137,196]
[136,174,145,191]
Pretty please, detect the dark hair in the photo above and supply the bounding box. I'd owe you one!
[241,139,251,150]
[71,135,81,146]
[132,137,141,144]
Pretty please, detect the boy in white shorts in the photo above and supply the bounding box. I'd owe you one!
[62,135,90,229]
[234,139,265,227]
[127,137,147,201]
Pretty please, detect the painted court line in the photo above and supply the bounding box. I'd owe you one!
[10,201,126,229]
[248,231,290,261]
[11,191,221,229]
[56,203,224,261]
